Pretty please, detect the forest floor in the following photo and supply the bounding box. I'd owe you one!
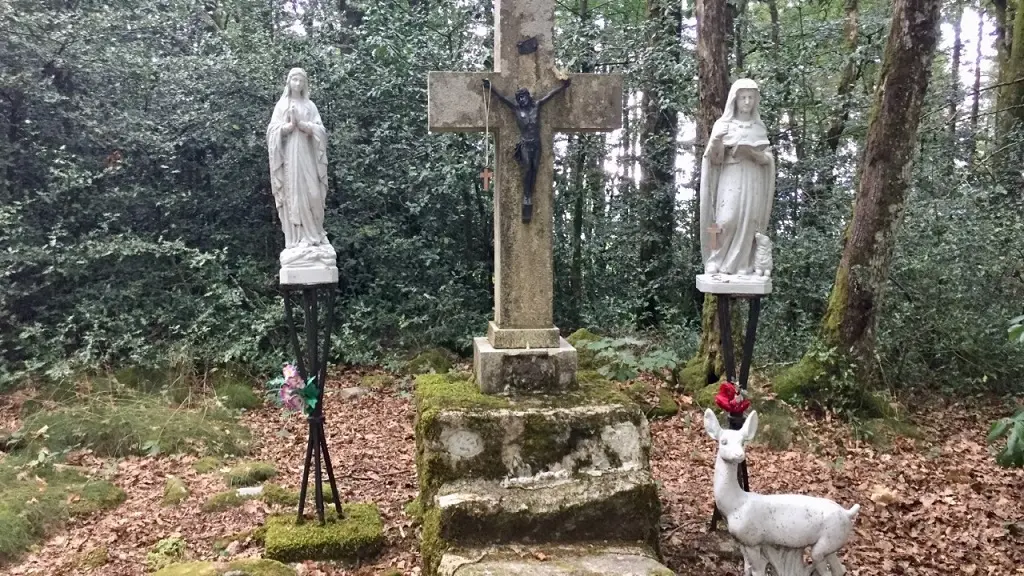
[1,366,1023,576]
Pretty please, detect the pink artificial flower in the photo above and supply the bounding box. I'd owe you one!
[282,363,299,381]
[280,379,305,412]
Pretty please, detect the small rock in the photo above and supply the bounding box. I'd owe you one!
[223,570,246,576]
[339,387,370,400]
[236,486,264,498]
[225,540,242,556]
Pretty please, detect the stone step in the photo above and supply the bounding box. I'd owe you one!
[432,469,660,548]
[438,543,675,576]
[416,374,651,504]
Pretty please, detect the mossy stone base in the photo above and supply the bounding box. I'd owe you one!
[153,558,295,576]
[439,544,673,576]
[435,470,660,548]
[263,503,384,563]
[473,337,577,395]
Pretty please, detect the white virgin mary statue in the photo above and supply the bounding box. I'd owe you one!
[698,79,775,293]
[267,68,338,285]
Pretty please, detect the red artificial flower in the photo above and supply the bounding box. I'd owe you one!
[715,381,750,415]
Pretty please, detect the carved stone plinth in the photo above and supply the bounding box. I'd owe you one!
[473,336,576,395]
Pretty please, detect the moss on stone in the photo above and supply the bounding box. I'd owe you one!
[224,461,277,488]
[152,562,218,576]
[359,373,396,390]
[77,546,108,569]
[650,388,679,419]
[420,505,445,576]
[405,348,455,375]
[772,354,824,402]
[695,382,720,407]
[163,475,189,506]
[261,483,299,507]
[679,357,711,393]
[403,496,423,523]
[566,328,601,369]
[192,456,223,474]
[227,558,296,576]
[202,489,245,513]
[146,536,187,572]
[264,503,384,563]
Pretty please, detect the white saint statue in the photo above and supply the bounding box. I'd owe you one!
[697,78,776,295]
[267,68,338,285]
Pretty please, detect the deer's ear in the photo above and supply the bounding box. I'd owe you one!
[703,408,721,440]
[740,411,759,443]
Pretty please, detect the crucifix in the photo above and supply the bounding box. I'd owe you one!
[480,167,493,191]
[427,0,622,358]
[707,223,722,250]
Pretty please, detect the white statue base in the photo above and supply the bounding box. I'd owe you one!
[696,273,772,295]
[279,244,338,285]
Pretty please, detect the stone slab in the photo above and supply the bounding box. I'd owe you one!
[487,321,560,349]
[434,470,660,548]
[474,337,577,395]
[696,273,772,295]
[439,544,673,576]
[280,266,338,286]
[263,503,384,563]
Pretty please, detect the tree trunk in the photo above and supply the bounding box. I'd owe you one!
[968,11,983,165]
[636,0,681,329]
[949,0,963,152]
[569,134,586,328]
[686,0,733,390]
[780,0,942,401]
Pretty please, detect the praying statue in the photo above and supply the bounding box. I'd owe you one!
[699,78,776,278]
[267,68,338,284]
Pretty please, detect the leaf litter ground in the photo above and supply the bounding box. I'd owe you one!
[2,368,1022,575]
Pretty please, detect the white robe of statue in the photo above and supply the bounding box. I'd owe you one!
[267,68,337,283]
[699,79,775,291]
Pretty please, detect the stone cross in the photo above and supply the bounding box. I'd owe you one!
[427,0,622,351]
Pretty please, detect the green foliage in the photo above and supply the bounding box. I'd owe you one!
[147,537,187,572]
[0,454,124,563]
[20,391,250,458]
[582,337,684,386]
[987,409,1024,468]
[224,461,277,488]
[1010,315,1024,345]
[359,373,396,390]
[774,343,888,418]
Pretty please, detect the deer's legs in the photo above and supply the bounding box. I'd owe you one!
[809,542,837,576]
[825,553,846,576]
[740,545,766,576]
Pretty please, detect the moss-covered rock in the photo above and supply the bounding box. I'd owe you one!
[224,461,277,488]
[163,476,189,506]
[359,373,396,390]
[649,388,679,419]
[405,348,456,375]
[192,456,223,474]
[146,536,187,572]
[263,503,384,562]
[695,382,721,408]
[78,546,109,569]
[678,357,712,393]
[566,328,602,369]
[202,490,245,513]
[152,559,295,576]
[403,496,423,524]
[415,373,647,507]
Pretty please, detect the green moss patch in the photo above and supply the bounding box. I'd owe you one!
[359,373,396,390]
[192,456,223,474]
[153,558,296,576]
[202,490,246,513]
[163,476,189,506]
[215,382,262,410]
[0,455,125,563]
[566,328,601,369]
[21,393,250,458]
[405,348,455,375]
[224,461,277,487]
[146,536,187,572]
[264,503,384,563]
[77,546,109,569]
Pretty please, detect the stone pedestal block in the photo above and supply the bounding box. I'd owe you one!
[473,337,577,395]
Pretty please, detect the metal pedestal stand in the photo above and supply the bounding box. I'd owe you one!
[709,294,762,532]
[281,283,344,525]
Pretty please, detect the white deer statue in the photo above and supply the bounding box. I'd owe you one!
[704,408,860,576]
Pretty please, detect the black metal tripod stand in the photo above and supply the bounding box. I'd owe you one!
[709,294,762,532]
[281,283,344,525]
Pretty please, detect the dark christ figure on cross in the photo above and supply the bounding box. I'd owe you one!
[483,77,570,222]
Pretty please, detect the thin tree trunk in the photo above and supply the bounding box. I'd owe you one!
[570,134,586,328]
[949,0,963,151]
[688,0,731,389]
[809,0,942,391]
[636,0,681,329]
[968,11,983,165]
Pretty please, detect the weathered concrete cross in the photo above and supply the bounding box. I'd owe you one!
[427,0,622,350]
